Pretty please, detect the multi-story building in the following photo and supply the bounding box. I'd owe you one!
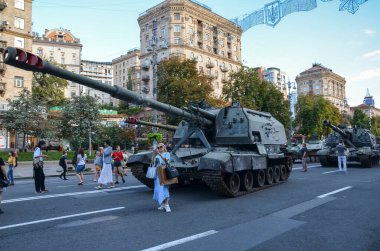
[138,0,242,98]
[350,89,380,118]
[0,0,33,148]
[296,63,348,112]
[80,60,113,105]
[263,67,289,99]
[32,28,83,98]
[112,48,141,106]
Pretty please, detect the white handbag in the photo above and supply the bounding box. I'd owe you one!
[146,165,156,179]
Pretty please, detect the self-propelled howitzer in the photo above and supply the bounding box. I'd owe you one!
[4,47,292,197]
[317,120,379,168]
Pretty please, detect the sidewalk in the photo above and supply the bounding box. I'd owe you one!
[12,161,95,179]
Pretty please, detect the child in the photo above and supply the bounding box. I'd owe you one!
[93,150,103,182]
[59,151,68,180]
[7,151,16,185]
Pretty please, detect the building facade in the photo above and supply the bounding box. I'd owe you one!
[263,67,289,99]
[32,28,83,98]
[138,0,242,98]
[296,63,348,112]
[112,48,141,106]
[350,89,380,118]
[80,60,113,105]
[0,0,33,149]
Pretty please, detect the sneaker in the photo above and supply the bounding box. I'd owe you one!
[108,185,115,188]
[164,205,171,213]
[78,182,83,186]
[122,178,125,183]
[34,191,42,195]
[95,186,102,190]
[157,205,165,210]
[115,181,119,184]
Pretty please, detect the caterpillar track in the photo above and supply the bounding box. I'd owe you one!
[130,164,154,189]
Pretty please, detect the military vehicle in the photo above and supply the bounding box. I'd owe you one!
[125,117,177,131]
[317,120,379,168]
[3,47,292,197]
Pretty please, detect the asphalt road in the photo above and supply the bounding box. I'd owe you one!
[0,162,380,251]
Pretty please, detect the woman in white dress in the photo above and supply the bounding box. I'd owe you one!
[96,140,115,189]
[153,143,172,212]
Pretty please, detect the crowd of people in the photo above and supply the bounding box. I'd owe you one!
[1,139,351,215]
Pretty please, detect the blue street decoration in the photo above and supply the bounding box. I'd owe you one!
[232,0,369,32]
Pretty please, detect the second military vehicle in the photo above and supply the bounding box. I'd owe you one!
[3,47,293,197]
[317,120,379,168]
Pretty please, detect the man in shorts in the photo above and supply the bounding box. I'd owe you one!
[112,146,125,184]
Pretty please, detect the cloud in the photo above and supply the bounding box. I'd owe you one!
[364,29,376,36]
[362,50,380,61]
[347,68,380,81]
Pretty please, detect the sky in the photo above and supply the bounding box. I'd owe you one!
[32,0,380,107]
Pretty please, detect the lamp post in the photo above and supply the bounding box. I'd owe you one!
[287,81,296,142]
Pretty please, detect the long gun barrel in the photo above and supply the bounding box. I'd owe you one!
[323,120,356,148]
[3,47,213,127]
[126,117,177,131]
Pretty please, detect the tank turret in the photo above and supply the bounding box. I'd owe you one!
[4,47,292,197]
[317,120,379,168]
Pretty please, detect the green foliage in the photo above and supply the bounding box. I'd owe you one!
[32,63,69,108]
[147,132,163,143]
[351,109,369,128]
[371,116,380,136]
[222,67,290,127]
[1,89,46,149]
[61,95,100,149]
[157,58,223,125]
[92,124,135,150]
[294,95,341,138]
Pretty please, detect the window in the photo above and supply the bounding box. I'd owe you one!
[15,0,24,10]
[174,13,180,20]
[198,55,203,62]
[161,16,166,25]
[214,70,218,79]
[214,60,218,66]
[190,52,195,60]
[14,37,24,48]
[14,76,24,88]
[37,48,43,56]
[71,91,76,98]
[221,51,225,57]
[174,25,181,33]
[61,57,65,64]
[145,24,148,31]
[161,28,166,37]
[174,37,181,44]
[189,27,193,35]
[189,16,193,23]
[14,17,25,29]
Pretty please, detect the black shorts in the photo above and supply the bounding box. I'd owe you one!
[114,160,122,167]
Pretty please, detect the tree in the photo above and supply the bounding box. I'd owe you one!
[222,67,290,127]
[351,109,369,129]
[157,58,223,110]
[32,63,69,108]
[61,95,100,149]
[2,89,46,149]
[294,95,341,138]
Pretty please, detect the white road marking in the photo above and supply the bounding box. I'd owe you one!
[322,170,341,175]
[293,165,321,170]
[141,230,218,251]
[2,185,146,204]
[0,207,125,230]
[317,186,352,198]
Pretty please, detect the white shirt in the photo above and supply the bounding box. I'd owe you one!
[77,154,87,165]
[33,147,43,161]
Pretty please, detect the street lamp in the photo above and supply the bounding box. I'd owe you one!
[287,81,297,141]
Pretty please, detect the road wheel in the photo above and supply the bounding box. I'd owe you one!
[273,166,280,183]
[265,167,274,185]
[319,156,329,167]
[280,165,287,181]
[240,171,254,191]
[253,169,265,188]
[226,173,240,195]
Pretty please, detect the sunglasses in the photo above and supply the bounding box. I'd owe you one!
[158,145,164,149]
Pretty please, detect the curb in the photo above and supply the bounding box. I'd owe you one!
[14,171,96,180]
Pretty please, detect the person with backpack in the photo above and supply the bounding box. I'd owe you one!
[59,151,68,180]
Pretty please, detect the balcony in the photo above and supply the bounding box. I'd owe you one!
[0,21,9,31]
[206,62,214,68]
[220,65,228,72]
[141,62,150,70]
[169,53,186,61]
[142,86,150,94]
[142,75,150,82]
[0,1,7,11]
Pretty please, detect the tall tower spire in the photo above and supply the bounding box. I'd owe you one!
[363,88,374,107]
